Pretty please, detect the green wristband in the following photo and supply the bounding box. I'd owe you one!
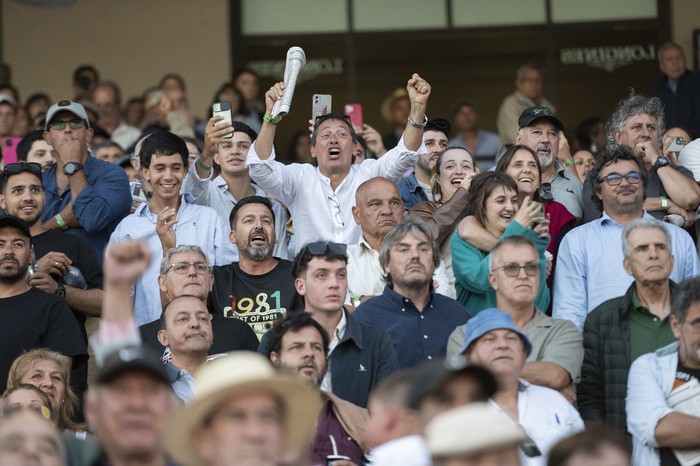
[196,157,211,171]
[263,115,282,125]
[55,214,68,230]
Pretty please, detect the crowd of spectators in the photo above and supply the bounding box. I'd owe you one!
[0,40,700,466]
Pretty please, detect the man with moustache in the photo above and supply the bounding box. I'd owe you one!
[267,312,369,466]
[515,106,583,218]
[138,244,258,357]
[184,120,289,258]
[109,131,236,325]
[582,93,700,224]
[0,162,103,332]
[248,73,432,254]
[0,215,86,391]
[554,146,699,332]
[208,196,301,340]
[397,117,451,210]
[353,217,468,369]
[41,100,131,258]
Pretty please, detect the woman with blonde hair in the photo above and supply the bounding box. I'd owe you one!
[6,348,84,432]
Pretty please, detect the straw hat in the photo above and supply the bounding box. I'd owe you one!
[165,352,321,466]
[380,87,409,123]
[426,403,526,458]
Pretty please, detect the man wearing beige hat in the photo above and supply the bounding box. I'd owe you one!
[165,351,320,466]
[426,403,527,466]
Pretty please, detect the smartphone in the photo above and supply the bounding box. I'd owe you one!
[212,101,233,139]
[312,94,332,119]
[529,200,544,218]
[2,137,21,164]
[668,136,686,153]
[344,103,363,129]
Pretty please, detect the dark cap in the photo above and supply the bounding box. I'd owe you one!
[425,117,452,139]
[97,346,169,386]
[518,106,564,131]
[0,215,32,242]
[407,358,497,410]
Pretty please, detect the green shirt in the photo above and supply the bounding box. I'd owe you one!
[628,287,676,362]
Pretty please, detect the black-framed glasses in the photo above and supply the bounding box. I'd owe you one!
[314,113,351,129]
[598,171,642,186]
[492,262,540,277]
[166,261,212,274]
[1,162,42,179]
[47,119,86,131]
[303,241,347,257]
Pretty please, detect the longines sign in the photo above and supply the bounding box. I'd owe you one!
[247,58,344,83]
[560,44,656,72]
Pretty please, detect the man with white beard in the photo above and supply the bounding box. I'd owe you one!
[515,106,583,218]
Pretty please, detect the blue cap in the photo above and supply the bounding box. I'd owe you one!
[459,308,532,356]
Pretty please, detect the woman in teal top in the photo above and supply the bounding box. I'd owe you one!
[451,171,550,315]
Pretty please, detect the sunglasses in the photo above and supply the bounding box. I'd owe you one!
[1,162,42,179]
[47,119,86,131]
[314,113,351,129]
[303,241,347,256]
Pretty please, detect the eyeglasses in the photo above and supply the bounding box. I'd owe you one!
[2,162,42,178]
[314,113,351,129]
[598,171,642,186]
[47,119,86,131]
[492,262,540,277]
[327,193,345,227]
[166,261,212,274]
[303,241,347,256]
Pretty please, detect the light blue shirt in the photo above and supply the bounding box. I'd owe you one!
[448,130,500,156]
[109,194,238,325]
[626,342,679,466]
[182,166,290,259]
[553,212,699,331]
[166,362,196,404]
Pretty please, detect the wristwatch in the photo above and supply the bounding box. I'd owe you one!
[652,156,670,172]
[55,283,66,298]
[63,162,83,176]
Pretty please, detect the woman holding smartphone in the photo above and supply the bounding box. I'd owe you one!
[451,171,550,315]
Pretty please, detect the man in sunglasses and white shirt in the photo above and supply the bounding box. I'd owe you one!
[41,100,131,258]
[447,235,582,399]
[554,146,699,332]
[247,74,431,254]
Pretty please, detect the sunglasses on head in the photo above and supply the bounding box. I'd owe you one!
[1,162,42,179]
[303,241,347,256]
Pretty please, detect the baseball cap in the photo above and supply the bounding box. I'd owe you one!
[97,345,169,386]
[45,100,91,130]
[459,308,533,356]
[0,93,17,108]
[518,106,564,131]
[0,215,32,242]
